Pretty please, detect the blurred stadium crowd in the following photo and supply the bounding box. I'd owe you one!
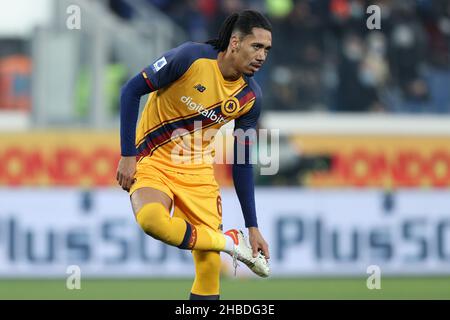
[0,0,449,114]
[108,0,450,113]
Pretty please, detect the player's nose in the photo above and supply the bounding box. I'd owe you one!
[256,52,266,63]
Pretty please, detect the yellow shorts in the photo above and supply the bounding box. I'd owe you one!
[130,156,223,232]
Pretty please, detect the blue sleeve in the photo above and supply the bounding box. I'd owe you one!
[120,73,152,156]
[232,86,261,228]
[141,42,202,90]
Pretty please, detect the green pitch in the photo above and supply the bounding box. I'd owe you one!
[0,277,449,300]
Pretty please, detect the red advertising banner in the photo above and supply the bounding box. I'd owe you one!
[0,131,232,187]
[291,135,450,188]
[3,131,447,188]
[0,131,120,186]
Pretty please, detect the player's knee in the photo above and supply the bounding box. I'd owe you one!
[136,203,168,237]
[136,203,181,246]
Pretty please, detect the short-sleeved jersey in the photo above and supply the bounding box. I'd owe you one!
[136,42,261,174]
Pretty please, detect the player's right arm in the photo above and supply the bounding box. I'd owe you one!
[116,72,150,191]
[116,42,199,191]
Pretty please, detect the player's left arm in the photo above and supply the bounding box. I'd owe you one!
[233,86,270,259]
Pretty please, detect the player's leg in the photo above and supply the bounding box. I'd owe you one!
[169,172,229,252]
[131,162,269,277]
[189,250,221,300]
[130,159,230,251]
[171,172,270,277]
[132,186,228,251]
[171,192,223,299]
[131,187,188,247]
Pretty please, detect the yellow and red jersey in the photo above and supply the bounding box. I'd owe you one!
[135,42,261,174]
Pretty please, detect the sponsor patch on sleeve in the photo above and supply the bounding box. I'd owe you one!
[151,56,167,73]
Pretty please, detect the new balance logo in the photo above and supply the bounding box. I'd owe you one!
[194,84,206,92]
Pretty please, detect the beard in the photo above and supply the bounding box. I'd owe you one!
[243,70,255,77]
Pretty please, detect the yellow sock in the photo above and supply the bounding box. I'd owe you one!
[192,226,226,251]
[191,250,221,297]
[136,203,226,251]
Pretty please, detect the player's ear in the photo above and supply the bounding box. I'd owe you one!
[229,33,240,52]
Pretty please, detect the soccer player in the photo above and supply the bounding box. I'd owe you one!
[116,10,272,300]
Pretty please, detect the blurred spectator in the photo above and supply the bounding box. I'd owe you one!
[334,33,382,111]
[170,0,209,42]
[267,0,327,110]
[0,39,31,112]
[209,0,245,40]
[109,0,134,20]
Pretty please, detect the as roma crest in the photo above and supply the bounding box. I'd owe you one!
[221,97,239,117]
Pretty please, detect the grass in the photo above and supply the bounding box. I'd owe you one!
[0,277,449,300]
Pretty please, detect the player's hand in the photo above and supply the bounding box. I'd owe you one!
[116,156,137,192]
[248,227,270,260]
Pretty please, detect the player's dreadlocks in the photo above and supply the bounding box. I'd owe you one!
[206,10,272,52]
